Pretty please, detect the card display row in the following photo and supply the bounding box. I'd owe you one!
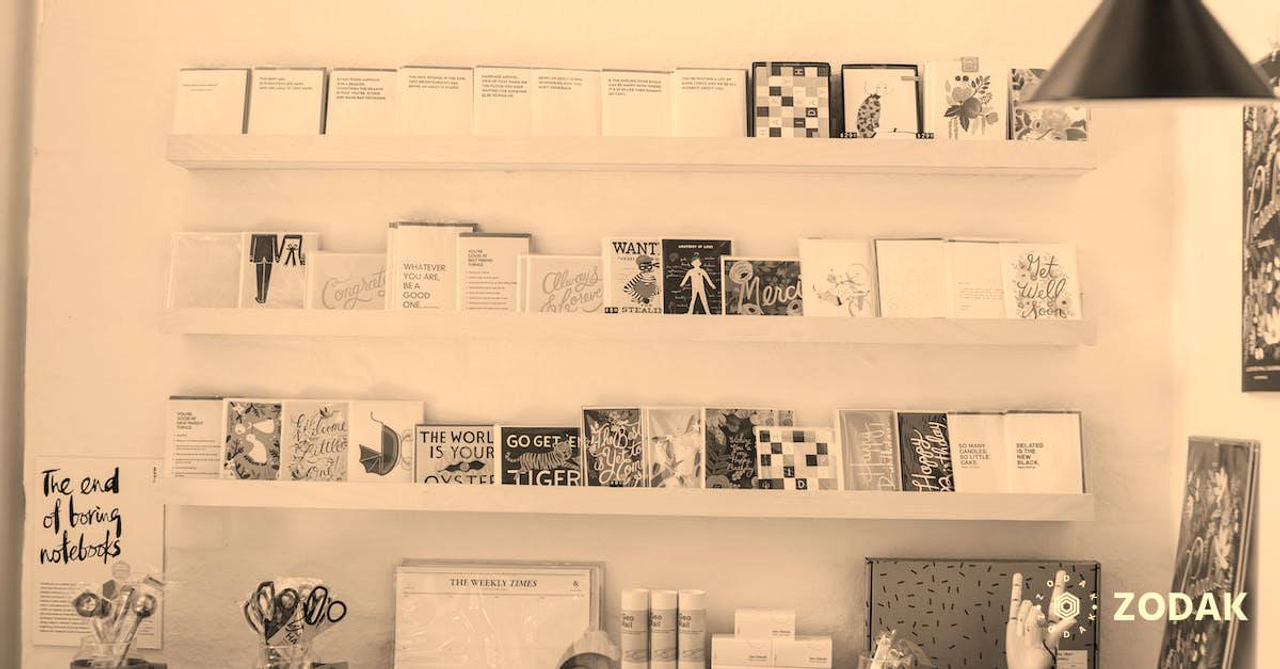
[167,227,1083,320]
[166,397,1085,494]
[171,59,1086,141]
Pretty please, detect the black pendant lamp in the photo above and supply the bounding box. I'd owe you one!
[1028,0,1276,103]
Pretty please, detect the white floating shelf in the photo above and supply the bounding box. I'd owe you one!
[166,135,1096,175]
[159,479,1095,522]
[162,309,1096,346]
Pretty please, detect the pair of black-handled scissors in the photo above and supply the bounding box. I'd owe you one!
[302,585,346,626]
[243,580,300,643]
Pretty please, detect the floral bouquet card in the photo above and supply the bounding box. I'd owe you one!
[999,243,1082,320]
[1010,68,1088,141]
[645,407,704,488]
[721,257,803,316]
[930,58,1008,141]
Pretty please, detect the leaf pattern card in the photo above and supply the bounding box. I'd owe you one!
[603,238,663,314]
[1003,411,1084,494]
[704,408,794,489]
[522,254,604,314]
[753,427,841,490]
[1010,68,1088,141]
[306,252,387,310]
[415,424,496,484]
[930,58,1009,141]
[282,400,350,481]
[222,399,282,480]
[167,232,242,308]
[661,238,733,315]
[239,232,319,308]
[644,407,704,488]
[581,407,646,487]
[499,425,583,486]
[797,238,878,317]
[897,411,955,492]
[835,409,900,491]
[721,257,803,316]
[347,400,423,483]
[841,64,922,139]
[999,243,1082,320]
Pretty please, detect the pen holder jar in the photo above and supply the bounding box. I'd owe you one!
[256,643,315,669]
[71,635,165,668]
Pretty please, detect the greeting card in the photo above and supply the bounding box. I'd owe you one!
[347,400,423,483]
[499,426,583,486]
[721,257,803,316]
[282,400,350,481]
[645,407,704,488]
[457,232,530,312]
[797,238,878,317]
[222,399,282,480]
[396,66,473,136]
[662,238,733,315]
[415,424,496,485]
[947,411,1008,493]
[1010,68,1088,141]
[929,58,1009,140]
[754,427,840,490]
[750,62,831,138]
[897,412,955,492]
[581,407,646,487]
[874,238,949,318]
[239,232,318,309]
[167,232,242,308]
[999,243,1082,320]
[325,69,397,135]
[603,237,664,314]
[704,408,794,489]
[841,64,922,139]
[835,409,899,491]
[522,255,604,314]
[388,222,477,311]
[1003,411,1084,494]
[306,252,387,310]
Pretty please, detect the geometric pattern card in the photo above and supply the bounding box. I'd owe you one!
[167,232,242,308]
[415,424,496,485]
[797,238,878,317]
[704,408,794,489]
[867,558,1100,669]
[239,231,318,309]
[835,409,900,491]
[221,399,282,480]
[581,407,646,487]
[498,425,583,486]
[306,251,387,310]
[661,238,733,315]
[722,257,803,316]
[603,238,664,314]
[1010,68,1088,141]
[930,57,1009,140]
[753,427,840,490]
[347,400,424,483]
[522,254,604,314]
[842,64,922,139]
[999,243,1082,320]
[282,400,350,481]
[897,411,955,492]
[751,61,831,138]
[644,407,704,488]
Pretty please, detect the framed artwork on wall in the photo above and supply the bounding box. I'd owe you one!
[1241,56,1280,391]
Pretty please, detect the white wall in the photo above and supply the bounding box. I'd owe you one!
[23,1,1186,667]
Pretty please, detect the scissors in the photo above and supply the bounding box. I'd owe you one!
[296,585,346,643]
[243,581,300,643]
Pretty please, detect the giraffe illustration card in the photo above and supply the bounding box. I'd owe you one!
[282,400,350,481]
[645,407,704,488]
[721,257,803,316]
[581,407,646,487]
[797,238,879,317]
[415,424,496,484]
[239,232,319,309]
[661,238,733,315]
[999,243,1082,320]
[498,425,583,486]
[347,400,423,483]
[603,237,664,314]
[221,399,282,480]
[754,427,841,490]
[841,64,922,139]
[703,408,795,489]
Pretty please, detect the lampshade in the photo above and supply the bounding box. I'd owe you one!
[1028,0,1276,103]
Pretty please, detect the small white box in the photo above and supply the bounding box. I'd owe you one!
[172,68,249,134]
[733,609,795,640]
[248,68,326,134]
[710,634,771,667]
[770,635,832,668]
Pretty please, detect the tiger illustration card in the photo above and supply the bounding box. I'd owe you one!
[603,237,663,314]
[498,425,583,486]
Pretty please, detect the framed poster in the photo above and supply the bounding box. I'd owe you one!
[1243,57,1280,391]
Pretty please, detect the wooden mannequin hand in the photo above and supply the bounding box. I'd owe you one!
[1006,571,1077,669]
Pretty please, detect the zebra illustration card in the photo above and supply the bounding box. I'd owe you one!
[722,257,804,316]
[661,238,733,315]
[415,424,496,484]
[841,64,921,139]
[603,237,663,314]
[704,408,794,489]
[645,407,704,488]
[347,400,423,483]
[239,231,319,309]
[221,399,282,480]
[797,238,879,317]
[499,425,583,486]
[582,407,646,487]
[282,400,350,481]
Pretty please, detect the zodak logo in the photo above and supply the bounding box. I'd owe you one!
[1113,592,1248,621]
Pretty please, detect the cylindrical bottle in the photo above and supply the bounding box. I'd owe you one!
[676,589,707,669]
[621,588,650,669]
[650,589,678,669]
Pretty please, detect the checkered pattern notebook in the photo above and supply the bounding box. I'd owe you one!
[753,427,839,490]
[751,62,831,138]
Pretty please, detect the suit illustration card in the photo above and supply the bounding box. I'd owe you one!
[722,257,803,316]
[222,399,282,480]
[645,407,704,488]
[239,232,318,308]
[347,400,423,483]
[581,407,646,487]
[1010,68,1088,141]
[603,238,664,314]
[306,252,387,310]
[282,400,350,481]
[835,409,900,491]
[704,408,794,489]
[522,255,604,314]
[841,64,922,139]
[797,238,878,317]
[1000,243,1082,320]
[754,427,840,490]
[661,238,733,315]
[499,425,583,486]
[415,424,496,484]
[897,412,955,492]
[929,57,1009,140]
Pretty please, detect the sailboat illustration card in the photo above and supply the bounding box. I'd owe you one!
[841,64,922,139]
[581,407,646,487]
[661,238,733,315]
[999,243,1082,320]
[645,407,705,488]
[603,237,664,314]
[238,232,319,309]
[704,408,794,489]
[222,399,283,480]
[754,427,840,490]
[347,400,424,483]
[522,255,604,314]
[722,257,803,316]
[797,238,878,317]
[282,400,350,481]
[415,424,496,484]
[499,425,583,486]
